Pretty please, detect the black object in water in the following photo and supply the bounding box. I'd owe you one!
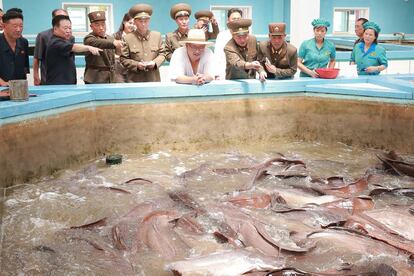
[106,154,123,165]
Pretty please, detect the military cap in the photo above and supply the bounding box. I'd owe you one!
[227,18,251,35]
[170,3,191,20]
[194,10,213,21]
[363,21,381,33]
[129,4,153,19]
[268,22,286,35]
[88,11,106,23]
[311,18,330,28]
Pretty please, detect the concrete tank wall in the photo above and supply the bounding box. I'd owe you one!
[1,96,413,188]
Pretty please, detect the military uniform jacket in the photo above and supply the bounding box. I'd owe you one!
[120,30,166,82]
[224,35,264,80]
[206,23,219,40]
[258,41,297,79]
[193,23,219,41]
[165,29,188,61]
[84,33,116,83]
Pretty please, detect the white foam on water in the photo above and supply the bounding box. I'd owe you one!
[4,199,19,207]
[159,151,171,157]
[39,192,86,203]
[39,192,61,201]
[174,166,187,175]
[93,175,114,186]
[77,176,88,183]
[64,192,86,202]
[30,217,66,229]
[148,153,160,160]
[147,151,171,160]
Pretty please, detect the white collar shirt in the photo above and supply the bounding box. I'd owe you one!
[169,46,215,81]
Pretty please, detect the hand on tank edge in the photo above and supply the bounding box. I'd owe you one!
[311,69,320,78]
[259,71,267,82]
[33,73,41,86]
[0,79,9,87]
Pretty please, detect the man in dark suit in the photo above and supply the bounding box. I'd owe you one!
[0,11,29,87]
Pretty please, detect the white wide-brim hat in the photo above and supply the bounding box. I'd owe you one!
[179,29,214,46]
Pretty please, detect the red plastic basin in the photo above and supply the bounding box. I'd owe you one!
[315,68,340,79]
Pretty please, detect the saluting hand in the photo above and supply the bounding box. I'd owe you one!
[88,46,103,56]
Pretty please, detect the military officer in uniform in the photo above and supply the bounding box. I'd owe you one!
[194,10,219,40]
[120,4,166,82]
[165,3,192,61]
[258,23,297,79]
[84,11,123,83]
[224,18,266,81]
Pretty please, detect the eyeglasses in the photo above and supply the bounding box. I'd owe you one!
[187,44,206,52]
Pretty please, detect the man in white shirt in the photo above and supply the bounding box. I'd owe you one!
[214,8,243,80]
[169,29,214,85]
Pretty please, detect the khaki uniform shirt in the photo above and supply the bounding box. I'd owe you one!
[120,30,166,82]
[83,33,116,83]
[112,31,128,83]
[258,41,297,79]
[224,35,264,80]
[165,29,188,61]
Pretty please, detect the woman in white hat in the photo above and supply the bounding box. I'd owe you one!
[169,28,215,85]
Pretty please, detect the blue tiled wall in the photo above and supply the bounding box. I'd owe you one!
[3,0,413,37]
[3,0,285,36]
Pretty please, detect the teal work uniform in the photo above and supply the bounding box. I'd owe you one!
[298,38,336,77]
[350,42,387,75]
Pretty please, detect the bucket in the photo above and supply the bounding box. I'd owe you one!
[9,79,29,101]
[315,68,340,79]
